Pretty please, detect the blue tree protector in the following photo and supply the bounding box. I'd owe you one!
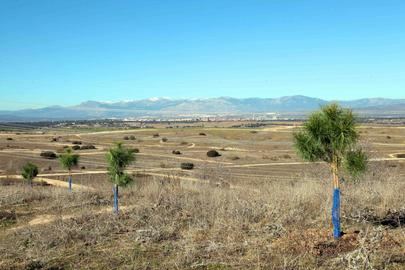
[113,185,119,214]
[332,188,341,238]
[68,176,72,192]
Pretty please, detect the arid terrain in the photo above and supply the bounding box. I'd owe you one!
[0,121,404,269]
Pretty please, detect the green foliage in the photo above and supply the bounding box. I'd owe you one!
[344,148,368,178]
[21,162,39,184]
[106,142,136,187]
[293,103,367,177]
[59,148,80,171]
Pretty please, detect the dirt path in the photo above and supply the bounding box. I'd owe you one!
[8,205,136,232]
[0,175,95,191]
[226,157,405,168]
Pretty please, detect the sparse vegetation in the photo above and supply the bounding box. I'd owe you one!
[207,149,221,157]
[106,142,136,213]
[80,144,96,150]
[0,122,404,269]
[72,145,81,150]
[21,162,39,186]
[40,151,57,159]
[180,162,194,170]
[59,148,80,191]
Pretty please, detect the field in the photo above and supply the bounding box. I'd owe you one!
[0,122,404,269]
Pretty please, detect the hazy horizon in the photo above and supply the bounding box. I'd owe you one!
[2,95,405,112]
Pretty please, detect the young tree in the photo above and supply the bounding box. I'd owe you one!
[59,148,80,191]
[293,103,367,238]
[106,142,135,213]
[21,162,39,186]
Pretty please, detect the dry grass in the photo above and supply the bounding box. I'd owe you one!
[0,170,404,270]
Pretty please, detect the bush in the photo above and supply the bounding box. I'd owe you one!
[161,137,168,142]
[40,151,57,159]
[181,162,194,170]
[80,145,96,150]
[172,150,181,155]
[199,132,206,136]
[180,141,188,145]
[72,145,81,150]
[386,135,391,139]
[6,138,13,141]
[132,148,140,153]
[153,133,160,138]
[229,155,240,160]
[123,136,129,140]
[207,150,221,157]
[129,135,136,140]
[72,141,82,145]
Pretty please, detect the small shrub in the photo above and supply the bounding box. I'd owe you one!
[229,155,240,160]
[51,137,58,142]
[72,145,81,150]
[160,162,168,168]
[282,154,292,159]
[207,150,221,157]
[161,137,168,142]
[199,132,206,136]
[81,166,86,170]
[250,130,258,134]
[181,162,194,170]
[180,141,188,145]
[80,144,96,150]
[395,153,405,158]
[129,135,136,140]
[153,133,160,138]
[6,138,13,141]
[132,148,140,153]
[123,136,130,140]
[386,135,391,139]
[72,141,82,145]
[172,150,181,155]
[40,151,57,159]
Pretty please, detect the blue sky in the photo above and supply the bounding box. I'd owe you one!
[0,0,404,110]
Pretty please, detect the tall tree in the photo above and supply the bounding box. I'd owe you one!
[106,142,135,213]
[21,162,39,186]
[293,103,367,238]
[59,148,80,191]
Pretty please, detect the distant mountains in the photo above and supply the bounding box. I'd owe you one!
[1,96,405,121]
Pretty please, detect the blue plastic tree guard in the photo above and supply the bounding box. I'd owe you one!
[68,176,72,192]
[113,185,119,214]
[332,188,341,238]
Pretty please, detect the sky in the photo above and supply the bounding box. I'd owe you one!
[0,0,404,110]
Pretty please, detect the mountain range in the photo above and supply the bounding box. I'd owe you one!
[1,96,404,121]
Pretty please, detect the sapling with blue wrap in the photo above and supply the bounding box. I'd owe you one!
[59,148,80,192]
[293,103,367,239]
[106,142,135,214]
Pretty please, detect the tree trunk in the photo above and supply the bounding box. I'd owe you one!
[331,164,341,238]
[113,184,119,214]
